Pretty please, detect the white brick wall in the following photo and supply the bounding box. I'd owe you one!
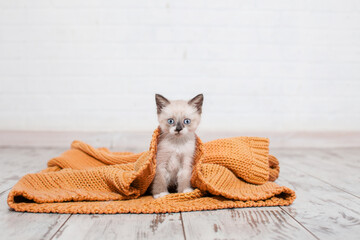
[0,0,360,132]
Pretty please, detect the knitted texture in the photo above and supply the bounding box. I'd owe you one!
[7,128,295,214]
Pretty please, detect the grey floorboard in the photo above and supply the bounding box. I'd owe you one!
[273,148,360,197]
[1,146,359,239]
[277,164,360,239]
[52,213,185,240]
[181,208,316,240]
[0,190,71,240]
[0,147,65,193]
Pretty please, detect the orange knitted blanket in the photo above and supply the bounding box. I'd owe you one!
[7,128,295,214]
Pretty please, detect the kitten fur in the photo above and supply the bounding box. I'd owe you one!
[151,94,204,199]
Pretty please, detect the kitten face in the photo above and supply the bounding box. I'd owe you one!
[155,94,203,137]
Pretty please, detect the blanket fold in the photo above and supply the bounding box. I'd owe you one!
[7,128,295,214]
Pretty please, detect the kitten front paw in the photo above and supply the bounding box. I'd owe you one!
[153,191,170,199]
[182,188,194,193]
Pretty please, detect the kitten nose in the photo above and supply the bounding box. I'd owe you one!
[175,122,183,132]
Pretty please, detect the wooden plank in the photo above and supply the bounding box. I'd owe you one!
[52,213,185,240]
[326,148,360,167]
[0,190,71,240]
[277,164,360,240]
[1,145,358,240]
[273,148,360,197]
[0,147,65,193]
[181,208,316,240]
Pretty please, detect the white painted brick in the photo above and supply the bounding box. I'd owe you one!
[18,43,351,63]
[256,0,306,10]
[306,0,359,12]
[280,12,360,29]
[50,0,102,8]
[0,0,360,132]
[205,0,256,9]
[0,43,25,59]
[0,26,28,41]
[99,9,281,27]
[100,0,205,9]
[0,8,26,25]
[4,77,359,97]
[0,0,26,8]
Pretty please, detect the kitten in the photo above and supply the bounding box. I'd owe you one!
[151,93,204,199]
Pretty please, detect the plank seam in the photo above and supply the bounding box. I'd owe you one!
[49,214,73,240]
[180,212,187,240]
[279,207,320,240]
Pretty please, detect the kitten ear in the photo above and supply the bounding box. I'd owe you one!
[188,94,204,114]
[155,94,170,114]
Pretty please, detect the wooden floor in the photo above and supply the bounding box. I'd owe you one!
[0,145,359,239]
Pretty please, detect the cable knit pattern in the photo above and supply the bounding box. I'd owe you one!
[7,128,295,214]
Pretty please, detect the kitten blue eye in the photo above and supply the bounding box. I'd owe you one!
[184,119,191,125]
[167,118,174,124]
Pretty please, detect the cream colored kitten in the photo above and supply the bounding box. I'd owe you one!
[151,94,204,199]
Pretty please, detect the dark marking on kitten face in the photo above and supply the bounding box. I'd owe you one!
[188,94,204,114]
[155,94,170,114]
[175,121,183,132]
